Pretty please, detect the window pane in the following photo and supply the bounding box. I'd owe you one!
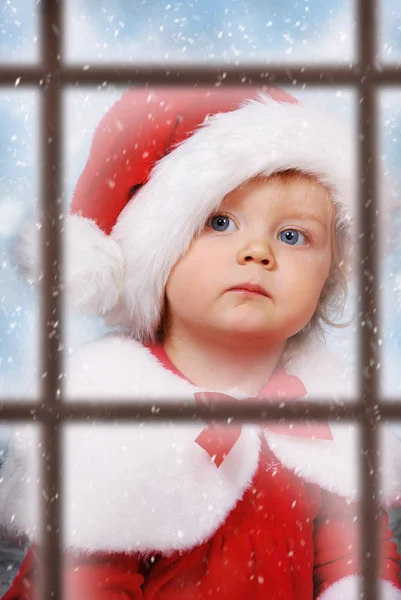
[0,424,40,597]
[60,421,361,597]
[0,425,26,598]
[378,90,401,400]
[0,0,39,63]
[380,0,401,62]
[65,0,356,64]
[1,90,39,400]
[63,85,358,403]
[380,423,401,589]
[63,88,123,360]
[281,87,358,401]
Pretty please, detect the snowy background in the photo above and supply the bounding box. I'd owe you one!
[0,1,401,404]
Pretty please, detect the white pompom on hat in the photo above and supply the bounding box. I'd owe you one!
[18,86,365,343]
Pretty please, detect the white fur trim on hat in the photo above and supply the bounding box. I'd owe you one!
[64,215,125,314]
[317,575,401,599]
[15,214,125,315]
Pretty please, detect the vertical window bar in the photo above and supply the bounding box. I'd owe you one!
[40,0,63,599]
[358,1,380,599]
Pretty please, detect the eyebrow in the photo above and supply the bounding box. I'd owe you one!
[283,213,329,232]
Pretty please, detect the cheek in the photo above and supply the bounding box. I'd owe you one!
[165,262,190,307]
[165,248,217,308]
[279,255,331,299]
[314,254,332,289]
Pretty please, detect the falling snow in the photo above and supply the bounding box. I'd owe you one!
[0,7,401,591]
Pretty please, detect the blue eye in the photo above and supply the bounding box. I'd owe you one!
[279,229,307,246]
[208,215,237,232]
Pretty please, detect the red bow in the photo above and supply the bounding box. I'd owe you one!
[194,369,332,467]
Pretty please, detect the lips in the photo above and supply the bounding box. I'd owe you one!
[228,283,270,298]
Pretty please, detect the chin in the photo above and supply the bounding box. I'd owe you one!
[215,319,277,339]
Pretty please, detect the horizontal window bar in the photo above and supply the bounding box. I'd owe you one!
[0,400,373,421]
[1,64,401,86]
[2,401,401,419]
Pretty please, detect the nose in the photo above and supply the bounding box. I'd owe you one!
[236,240,276,268]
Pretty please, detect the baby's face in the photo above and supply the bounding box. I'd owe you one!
[164,175,334,345]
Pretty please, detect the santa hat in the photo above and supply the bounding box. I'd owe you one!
[17,86,365,342]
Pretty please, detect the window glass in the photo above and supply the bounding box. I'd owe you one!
[1,90,39,400]
[63,85,358,404]
[381,422,401,588]
[379,90,401,400]
[63,88,123,358]
[65,0,356,64]
[60,421,361,597]
[0,0,39,63]
[380,0,401,62]
[0,424,40,596]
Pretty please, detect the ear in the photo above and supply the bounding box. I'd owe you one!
[14,214,125,315]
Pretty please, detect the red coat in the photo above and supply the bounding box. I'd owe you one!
[4,439,401,600]
[1,335,401,599]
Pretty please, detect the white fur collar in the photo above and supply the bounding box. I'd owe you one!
[0,333,400,555]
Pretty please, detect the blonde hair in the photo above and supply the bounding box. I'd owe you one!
[271,170,354,352]
[156,169,354,347]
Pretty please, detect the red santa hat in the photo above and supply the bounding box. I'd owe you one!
[19,86,360,342]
